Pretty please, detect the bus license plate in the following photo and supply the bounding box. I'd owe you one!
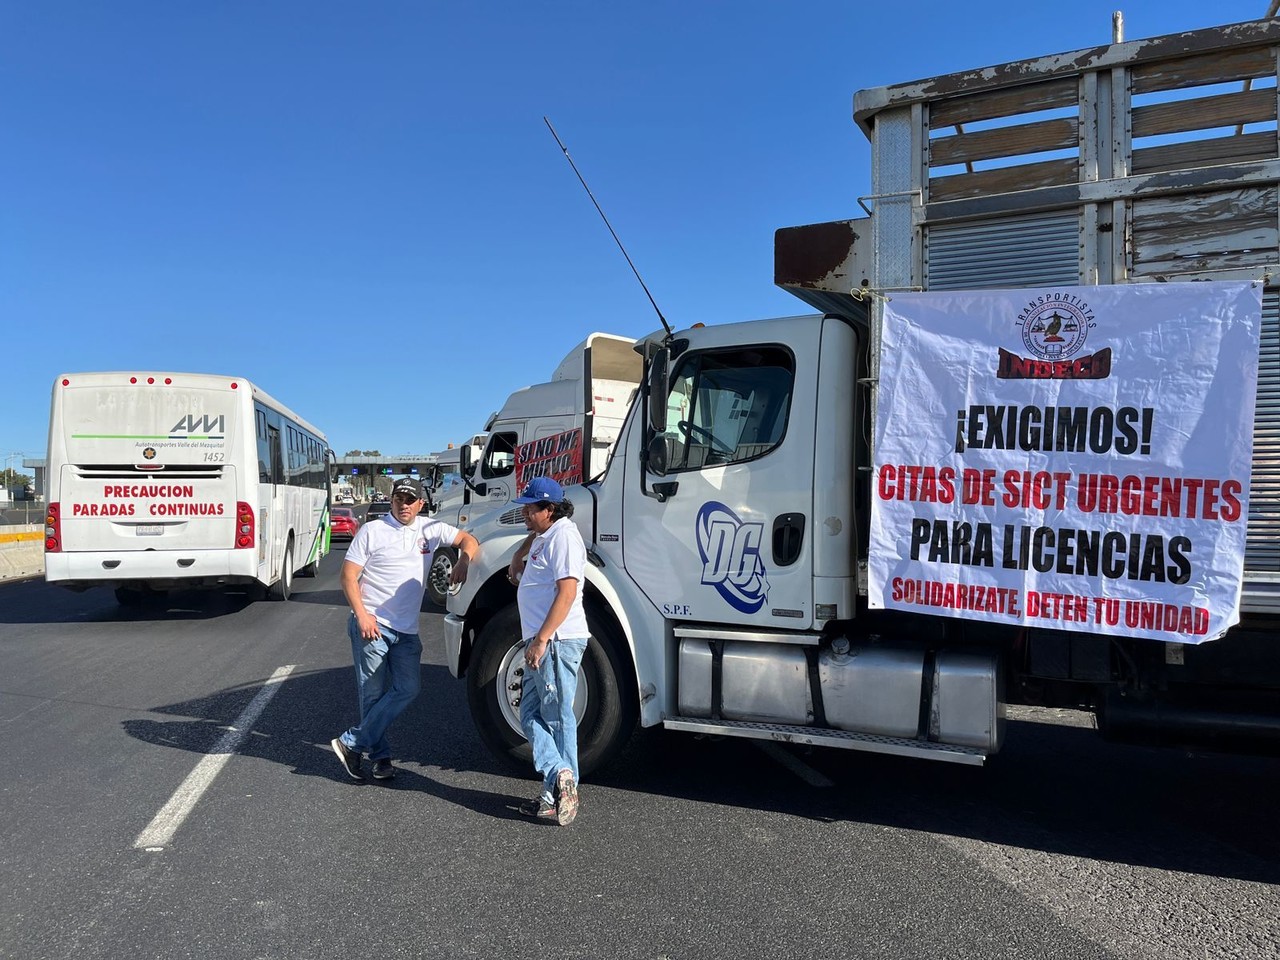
[135,525,164,536]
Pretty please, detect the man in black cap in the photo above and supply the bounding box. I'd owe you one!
[330,476,479,781]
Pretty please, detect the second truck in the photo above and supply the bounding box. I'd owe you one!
[423,333,642,606]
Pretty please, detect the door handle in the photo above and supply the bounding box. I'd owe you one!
[772,513,805,566]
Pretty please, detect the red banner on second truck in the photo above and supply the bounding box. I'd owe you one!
[514,427,584,490]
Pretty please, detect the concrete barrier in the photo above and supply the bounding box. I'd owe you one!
[0,526,45,582]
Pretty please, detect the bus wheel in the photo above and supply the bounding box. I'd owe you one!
[464,603,638,777]
[269,543,293,601]
[426,547,458,607]
[300,553,320,578]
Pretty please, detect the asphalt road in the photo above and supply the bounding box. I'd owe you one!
[1,549,1276,960]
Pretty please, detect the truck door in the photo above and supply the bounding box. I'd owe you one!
[476,430,519,507]
[622,329,818,627]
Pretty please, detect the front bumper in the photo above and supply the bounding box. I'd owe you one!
[45,548,258,588]
[443,613,467,678]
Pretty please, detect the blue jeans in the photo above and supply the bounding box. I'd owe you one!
[339,615,422,762]
[520,637,589,800]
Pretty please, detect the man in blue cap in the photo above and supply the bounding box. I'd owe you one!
[508,476,588,825]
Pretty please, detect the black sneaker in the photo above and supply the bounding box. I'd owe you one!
[519,796,557,820]
[371,758,396,780]
[330,737,364,780]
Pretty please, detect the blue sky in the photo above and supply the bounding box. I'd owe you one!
[2,0,1271,463]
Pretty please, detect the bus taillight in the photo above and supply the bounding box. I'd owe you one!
[234,502,255,549]
[45,502,61,552]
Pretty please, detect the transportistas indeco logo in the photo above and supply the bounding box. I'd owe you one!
[696,501,769,614]
[998,291,1110,380]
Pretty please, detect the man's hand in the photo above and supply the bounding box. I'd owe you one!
[450,552,471,586]
[451,532,481,587]
[524,636,549,670]
[354,610,381,642]
[508,533,533,584]
[507,553,526,585]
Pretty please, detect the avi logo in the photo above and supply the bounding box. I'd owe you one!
[696,501,769,614]
[169,414,226,436]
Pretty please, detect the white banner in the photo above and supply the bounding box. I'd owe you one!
[869,282,1262,643]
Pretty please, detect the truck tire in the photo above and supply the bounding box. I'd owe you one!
[426,547,458,608]
[268,542,293,601]
[465,603,638,777]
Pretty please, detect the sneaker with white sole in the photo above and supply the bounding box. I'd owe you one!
[330,737,364,780]
[554,768,579,826]
[371,758,396,780]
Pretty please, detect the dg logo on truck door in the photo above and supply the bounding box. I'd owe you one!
[696,501,769,614]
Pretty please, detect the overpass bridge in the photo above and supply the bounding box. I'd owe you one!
[332,454,442,500]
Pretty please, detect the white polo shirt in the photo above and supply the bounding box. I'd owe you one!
[346,513,461,633]
[517,516,589,641]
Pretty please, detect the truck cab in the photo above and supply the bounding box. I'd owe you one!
[468,332,641,510]
[425,333,642,607]
[446,17,1280,774]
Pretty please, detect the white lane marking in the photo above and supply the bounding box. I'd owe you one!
[754,740,834,787]
[134,664,296,850]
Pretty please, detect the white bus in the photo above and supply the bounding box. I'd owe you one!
[44,371,332,604]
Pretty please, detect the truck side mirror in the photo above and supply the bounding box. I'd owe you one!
[647,348,669,433]
[458,446,475,503]
[646,434,672,477]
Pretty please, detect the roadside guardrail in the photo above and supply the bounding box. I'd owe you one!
[0,524,44,582]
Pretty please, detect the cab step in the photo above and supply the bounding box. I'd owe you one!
[663,716,989,766]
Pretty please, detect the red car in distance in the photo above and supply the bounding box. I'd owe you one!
[331,506,361,542]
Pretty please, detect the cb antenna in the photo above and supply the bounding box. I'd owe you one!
[544,116,672,337]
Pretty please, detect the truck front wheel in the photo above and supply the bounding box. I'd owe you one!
[426,547,458,608]
[465,603,637,777]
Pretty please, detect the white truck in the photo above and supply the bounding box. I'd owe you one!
[466,331,641,510]
[445,17,1280,774]
[421,433,487,606]
[424,333,642,606]
[425,434,487,520]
